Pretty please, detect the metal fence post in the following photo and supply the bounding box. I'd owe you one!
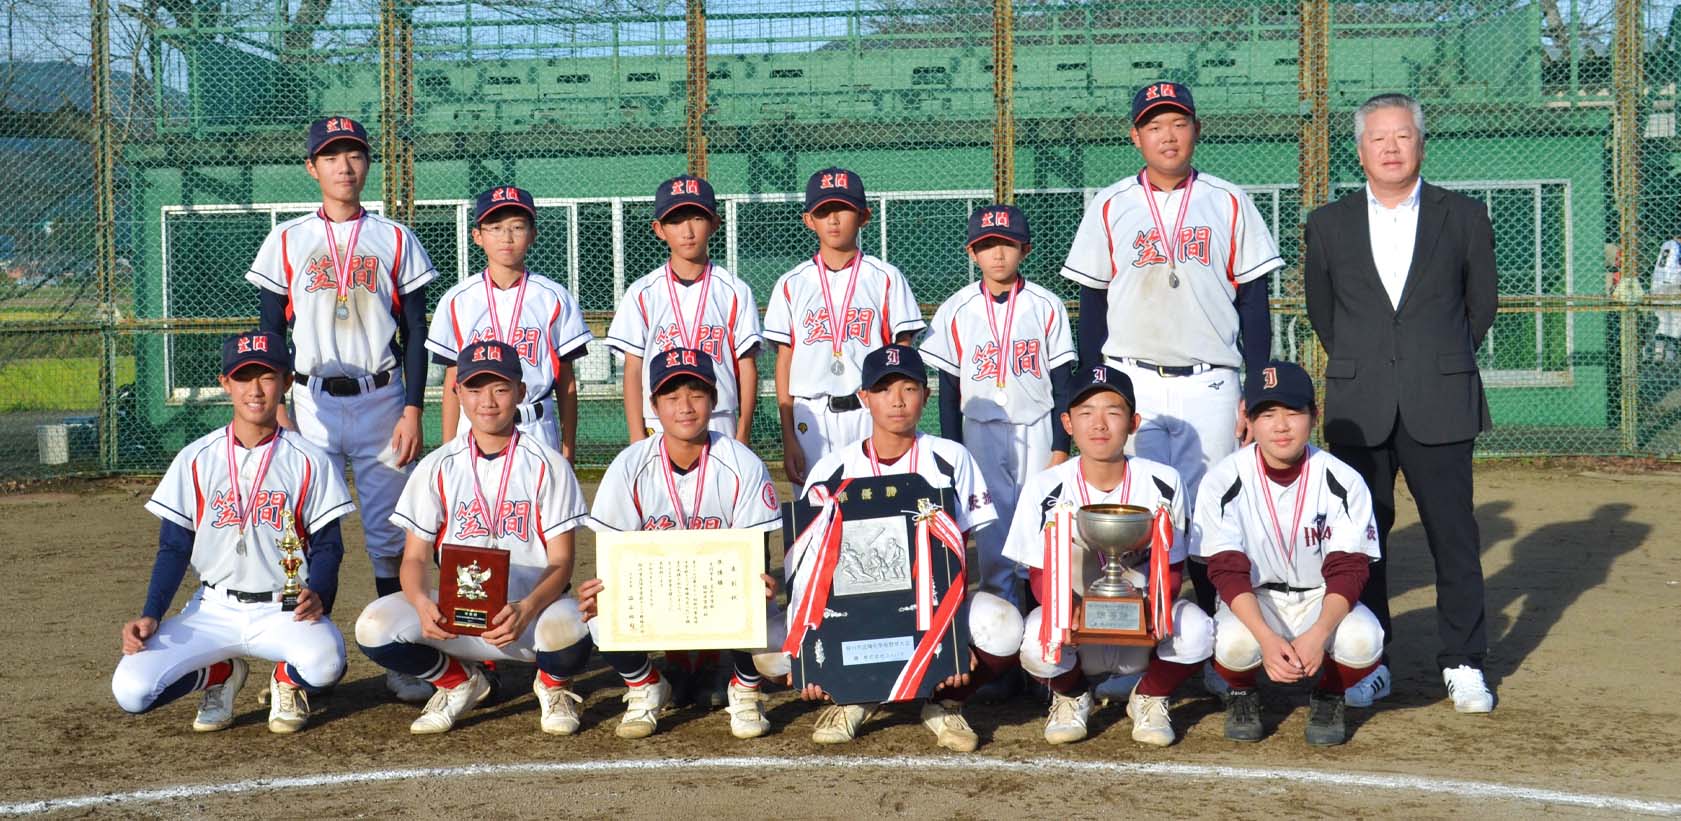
[993,0,1015,205]
[380,0,416,224]
[1298,0,1331,398]
[91,0,118,472]
[1613,0,1642,453]
[686,0,708,178]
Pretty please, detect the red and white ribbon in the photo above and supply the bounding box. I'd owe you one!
[782,480,852,656]
[224,426,280,543]
[885,505,967,703]
[1257,447,1309,564]
[657,436,711,530]
[662,261,714,351]
[1038,502,1075,664]
[814,251,863,362]
[481,268,529,347]
[319,208,366,305]
[1137,169,1195,270]
[468,431,520,543]
[866,436,918,477]
[1147,504,1175,641]
[980,280,1020,389]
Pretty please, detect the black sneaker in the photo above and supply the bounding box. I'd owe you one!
[1225,687,1264,742]
[1305,692,1347,747]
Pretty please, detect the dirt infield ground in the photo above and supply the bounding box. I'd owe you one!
[4,462,1680,818]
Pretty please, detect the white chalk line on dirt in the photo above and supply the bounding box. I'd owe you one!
[3,756,1678,817]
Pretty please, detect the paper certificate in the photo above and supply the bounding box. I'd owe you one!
[594,529,768,651]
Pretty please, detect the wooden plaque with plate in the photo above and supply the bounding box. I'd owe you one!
[437,543,511,636]
[1072,594,1154,646]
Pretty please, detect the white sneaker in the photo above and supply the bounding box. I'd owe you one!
[725,682,771,739]
[1202,661,1230,700]
[267,677,309,734]
[1044,691,1093,745]
[811,703,872,744]
[386,670,434,704]
[192,659,248,732]
[615,677,673,739]
[1127,690,1176,747]
[920,699,979,752]
[1442,665,1494,713]
[533,678,583,736]
[409,667,492,734]
[1344,664,1392,708]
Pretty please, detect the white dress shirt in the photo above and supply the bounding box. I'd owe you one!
[1366,178,1422,310]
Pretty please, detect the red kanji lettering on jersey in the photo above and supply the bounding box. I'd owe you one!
[642,514,725,531]
[1131,226,1213,268]
[208,489,291,532]
[800,307,875,346]
[452,499,532,542]
[652,323,728,362]
[466,327,540,366]
[1262,367,1278,389]
[972,343,1001,384]
[1012,339,1042,378]
[972,340,1043,383]
[302,254,380,295]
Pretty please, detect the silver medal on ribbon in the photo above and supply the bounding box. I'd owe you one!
[830,358,845,376]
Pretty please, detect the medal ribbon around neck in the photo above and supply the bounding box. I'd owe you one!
[318,208,366,311]
[468,431,521,544]
[224,426,280,550]
[980,280,1021,390]
[813,251,864,363]
[663,261,714,352]
[866,435,919,477]
[481,269,529,349]
[1074,455,1130,508]
[657,435,712,530]
[1137,169,1195,272]
[1256,446,1310,565]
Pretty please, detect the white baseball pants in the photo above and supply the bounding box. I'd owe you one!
[1212,586,1386,672]
[963,415,1054,606]
[289,378,411,577]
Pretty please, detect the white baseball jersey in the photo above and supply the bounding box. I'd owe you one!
[425,271,592,400]
[1001,455,1186,568]
[606,264,763,418]
[1060,170,1283,369]
[145,428,354,594]
[246,210,438,378]
[763,253,926,398]
[802,433,997,534]
[1190,444,1380,589]
[921,279,1076,424]
[587,432,782,532]
[392,433,588,600]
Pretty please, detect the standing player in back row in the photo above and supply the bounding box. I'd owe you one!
[1060,82,1282,640]
[247,116,439,703]
[608,175,763,443]
[764,168,925,485]
[922,204,1077,611]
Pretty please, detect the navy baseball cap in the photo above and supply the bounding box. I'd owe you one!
[457,340,523,385]
[967,204,1031,248]
[1130,82,1196,125]
[1245,361,1316,414]
[474,185,536,226]
[306,116,370,158]
[649,347,718,396]
[1063,364,1137,412]
[804,167,868,213]
[221,330,290,377]
[861,344,927,389]
[654,175,718,220]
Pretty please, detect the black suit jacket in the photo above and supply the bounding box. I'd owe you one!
[1303,182,1497,447]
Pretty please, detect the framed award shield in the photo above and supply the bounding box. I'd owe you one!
[784,474,970,705]
[437,543,511,636]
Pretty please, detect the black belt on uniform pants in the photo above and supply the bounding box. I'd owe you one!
[1112,358,1226,378]
[517,388,556,425]
[297,369,395,397]
[827,394,863,413]
[203,582,276,603]
[1258,582,1319,594]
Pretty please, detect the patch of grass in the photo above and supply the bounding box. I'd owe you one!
[0,356,136,412]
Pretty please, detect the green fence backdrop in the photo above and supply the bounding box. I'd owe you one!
[4,0,1681,479]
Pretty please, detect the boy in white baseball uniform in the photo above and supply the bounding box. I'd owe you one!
[796,344,1023,752]
[1005,365,1213,746]
[609,176,763,443]
[114,331,353,735]
[765,168,925,485]
[428,185,592,458]
[1194,361,1385,746]
[576,348,784,740]
[247,117,438,702]
[1060,83,1282,635]
[923,204,1076,609]
[356,340,594,735]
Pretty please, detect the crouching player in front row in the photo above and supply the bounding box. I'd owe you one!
[114,331,353,734]
[1005,365,1213,747]
[356,340,594,735]
[576,348,785,741]
[1192,361,1385,747]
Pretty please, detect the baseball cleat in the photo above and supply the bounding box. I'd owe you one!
[534,678,583,736]
[1126,691,1176,747]
[1201,661,1230,701]
[1442,665,1495,713]
[1043,691,1093,745]
[192,658,248,732]
[1343,664,1391,708]
[1305,692,1347,746]
[920,699,979,753]
[614,677,673,739]
[267,678,309,734]
[1224,687,1264,742]
[410,667,491,735]
[811,703,871,744]
[386,670,434,704]
[725,682,771,739]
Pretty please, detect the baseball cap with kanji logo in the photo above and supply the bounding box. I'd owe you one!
[966,204,1032,249]
[649,346,718,398]
[474,185,536,226]
[804,167,868,213]
[457,340,523,385]
[1130,81,1197,125]
[654,175,718,220]
[221,330,290,376]
[306,116,371,158]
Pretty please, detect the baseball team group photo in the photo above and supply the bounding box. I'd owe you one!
[6,0,1681,816]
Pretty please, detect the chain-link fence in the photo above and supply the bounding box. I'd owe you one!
[3,0,1681,480]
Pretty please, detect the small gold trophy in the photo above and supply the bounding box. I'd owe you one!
[278,509,304,612]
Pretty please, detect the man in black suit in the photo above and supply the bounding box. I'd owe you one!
[1303,93,1497,713]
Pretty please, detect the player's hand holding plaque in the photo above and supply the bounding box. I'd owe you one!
[593,529,767,651]
[438,543,511,636]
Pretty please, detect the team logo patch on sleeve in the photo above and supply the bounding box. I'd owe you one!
[762,481,779,510]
